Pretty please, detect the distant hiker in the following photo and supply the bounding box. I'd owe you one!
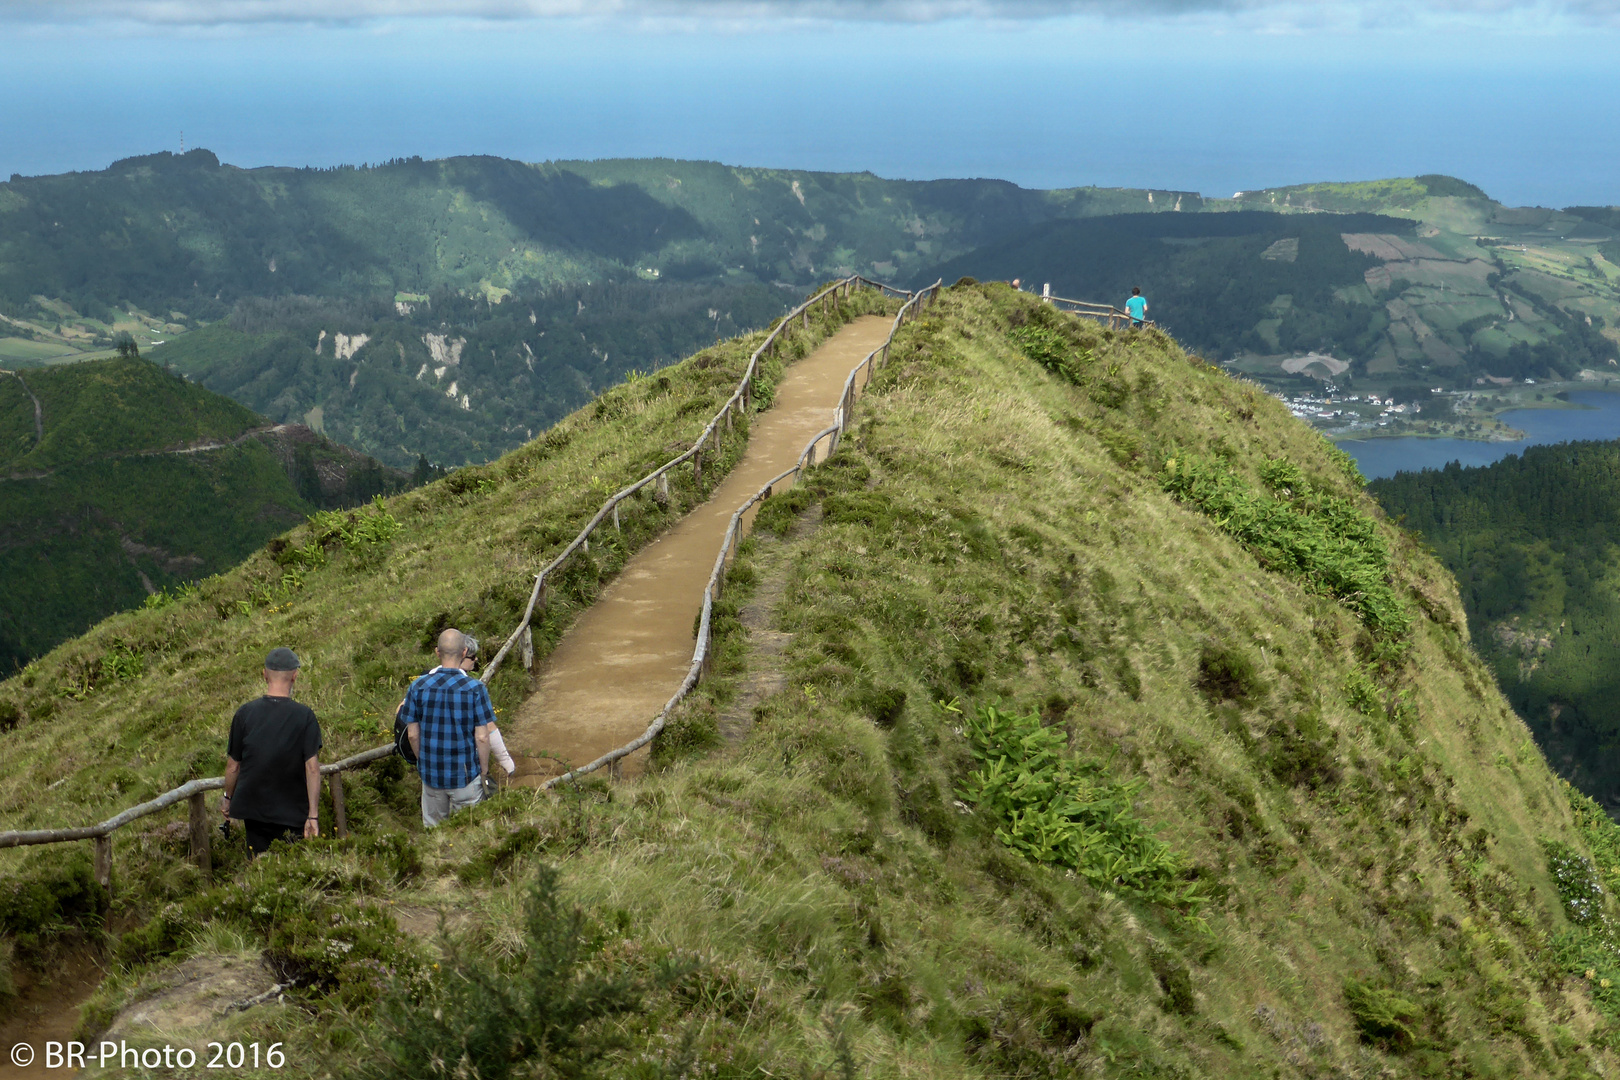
[458,635,517,788]
[399,628,494,827]
[1125,287,1148,329]
[222,647,323,856]
[1011,278,1022,291]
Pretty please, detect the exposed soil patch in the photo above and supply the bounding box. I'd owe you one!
[0,950,103,1080]
[101,953,277,1046]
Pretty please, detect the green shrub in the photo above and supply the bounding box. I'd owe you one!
[1164,454,1409,639]
[360,864,689,1080]
[1264,707,1341,790]
[1344,978,1420,1050]
[954,702,1201,913]
[310,497,404,563]
[0,851,103,948]
[1009,325,1093,385]
[1544,838,1606,926]
[1196,642,1266,706]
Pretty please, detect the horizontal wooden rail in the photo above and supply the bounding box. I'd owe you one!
[541,279,944,789]
[0,743,401,896]
[1043,291,1155,330]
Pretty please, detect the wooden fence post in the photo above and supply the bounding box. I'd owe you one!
[658,473,669,499]
[329,773,348,839]
[613,504,620,531]
[802,310,809,330]
[693,449,702,487]
[188,791,211,882]
[94,834,112,892]
[521,625,534,671]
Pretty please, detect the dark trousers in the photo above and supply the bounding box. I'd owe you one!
[243,818,302,856]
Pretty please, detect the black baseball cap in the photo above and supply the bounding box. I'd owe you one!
[264,647,301,671]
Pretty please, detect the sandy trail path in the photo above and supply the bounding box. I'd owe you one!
[506,315,893,784]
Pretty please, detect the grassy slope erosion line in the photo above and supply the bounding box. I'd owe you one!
[3,284,1619,1079]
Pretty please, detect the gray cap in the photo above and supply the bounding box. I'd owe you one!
[264,647,301,671]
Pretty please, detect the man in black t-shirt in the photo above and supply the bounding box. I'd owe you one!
[222,647,323,856]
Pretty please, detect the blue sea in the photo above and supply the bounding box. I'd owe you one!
[1340,391,1620,480]
[0,20,1616,209]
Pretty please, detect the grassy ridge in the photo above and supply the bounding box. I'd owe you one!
[5,285,1620,1078]
[1,356,262,473]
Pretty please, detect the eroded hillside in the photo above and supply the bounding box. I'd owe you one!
[4,283,1620,1078]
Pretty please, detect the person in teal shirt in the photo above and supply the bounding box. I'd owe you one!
[1125,287,1148,328]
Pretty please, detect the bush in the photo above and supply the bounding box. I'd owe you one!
[1544,838,1606,926]
[1196,642,1266,707]
[954,701,1201,913]
[0,851,103,949]
[1344,978,1420,1050]
[1164,454,1409,640]
[361,864,690,1080]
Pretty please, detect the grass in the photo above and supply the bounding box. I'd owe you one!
[3,282,1619,1078]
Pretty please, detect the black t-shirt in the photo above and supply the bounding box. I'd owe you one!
[227,696,323,827]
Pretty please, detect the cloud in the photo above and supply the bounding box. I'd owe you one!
[0,0,1614,24]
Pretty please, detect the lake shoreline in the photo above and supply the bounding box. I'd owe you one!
[1337,389,1620,480]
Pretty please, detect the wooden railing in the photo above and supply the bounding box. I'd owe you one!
[480,275,906,685]
[0,276,914,891]
[1039,284,1153,330]
[541,279,945,788]
[0,745,394,891]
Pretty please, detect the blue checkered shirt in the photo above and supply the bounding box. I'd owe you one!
[400,667,495,790]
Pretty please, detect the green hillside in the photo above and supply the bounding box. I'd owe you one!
[0,152,1195,466]
[6,285,1620,1077]
[0,356,408,671]
[1370,443,1620,813]
[146,279,792,468]
[924,176,1620,398]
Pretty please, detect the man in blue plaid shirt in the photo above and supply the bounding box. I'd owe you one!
[401,628,494,826]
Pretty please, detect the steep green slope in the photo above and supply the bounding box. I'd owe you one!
[0,356,407,671]
[1370,443,1620,812]
[5,285,1620,1078]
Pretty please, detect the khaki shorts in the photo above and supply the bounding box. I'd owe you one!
[421,775,484,827]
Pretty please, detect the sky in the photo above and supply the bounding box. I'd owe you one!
[0,1,1616,207]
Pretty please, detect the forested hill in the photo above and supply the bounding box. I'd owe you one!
[0,355,408,670]
[922,178,1620,395]
[0,150,1193,324]
[925,210,1411,359]
[1371,443,1620,812]
[0,150,1196,467]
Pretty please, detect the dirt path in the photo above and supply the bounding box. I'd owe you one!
[1,369,44,445]
[0,951,102,1078]
[507,315,893,783]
